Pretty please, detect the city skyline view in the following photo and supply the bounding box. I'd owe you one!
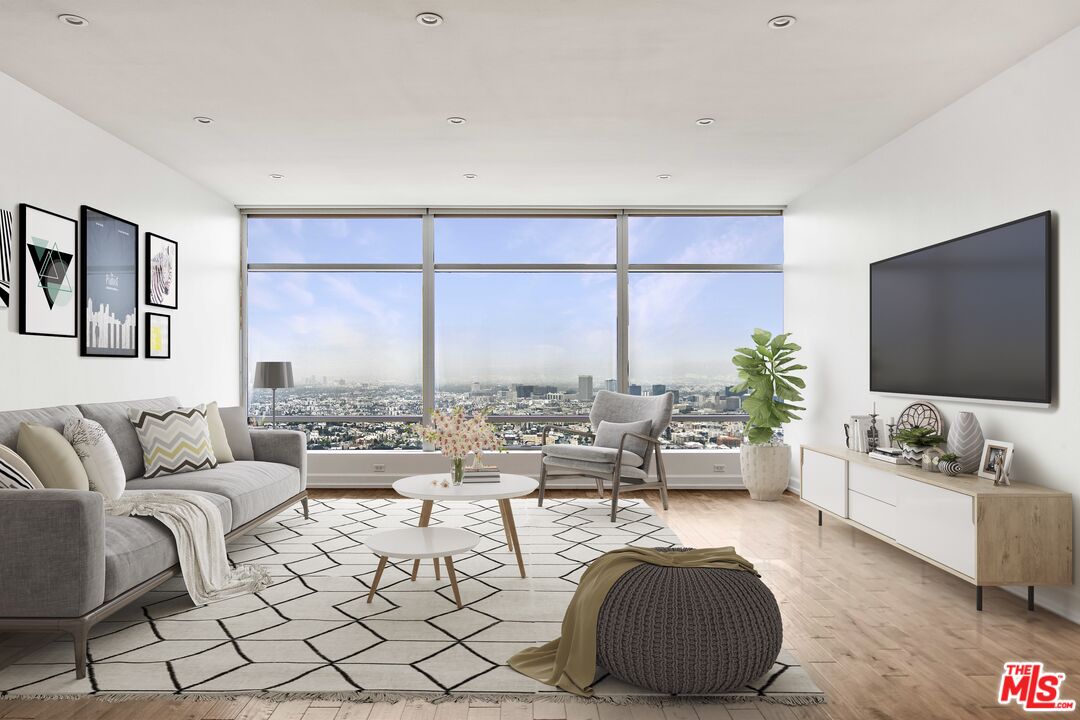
[246,213,780,450]
[247,214,783,386]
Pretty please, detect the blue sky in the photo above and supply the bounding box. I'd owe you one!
[247,216,783,388]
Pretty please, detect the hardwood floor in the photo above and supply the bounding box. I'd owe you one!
[3,488,1078,719]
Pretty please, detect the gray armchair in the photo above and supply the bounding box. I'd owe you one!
[539,390,673,521]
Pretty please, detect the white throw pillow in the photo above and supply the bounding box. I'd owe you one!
[128,405,218,478]
[204,402,235,463]
[64,418,126,500]
[0,444,43,489]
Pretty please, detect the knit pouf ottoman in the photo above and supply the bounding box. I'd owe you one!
[595,550,783,694]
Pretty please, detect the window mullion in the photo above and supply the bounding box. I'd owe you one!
[617,213,629,394]
[422,212,435,425]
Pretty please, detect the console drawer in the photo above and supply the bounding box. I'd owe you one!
[849,462,897,506]
[801,449,847,518]
[895,476,976,578]
[849,489,896,539]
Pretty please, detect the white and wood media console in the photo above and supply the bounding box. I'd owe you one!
[799,444,1072,611]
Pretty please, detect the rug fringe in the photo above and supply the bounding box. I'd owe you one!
[1,690,825,706]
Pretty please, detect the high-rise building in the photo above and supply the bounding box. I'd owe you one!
[651,384,667,397]
[470,381,481,395]
[629,384,642,396]
[605,378,616,392]
[578,375,594,402]
[725,396,742,411]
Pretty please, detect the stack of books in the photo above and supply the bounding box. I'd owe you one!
[463,466,502,483]
[868,446,906,465]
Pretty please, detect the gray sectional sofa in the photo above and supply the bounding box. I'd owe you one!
[0,397,308,679]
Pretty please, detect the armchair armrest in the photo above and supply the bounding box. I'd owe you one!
[250,429,308,489]
[541,424,595,447]
[0,490,105,617]
[614,431,663,470]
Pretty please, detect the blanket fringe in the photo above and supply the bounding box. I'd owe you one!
[1,690,825,706]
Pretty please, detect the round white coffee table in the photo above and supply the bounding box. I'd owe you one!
[392,473,539,578]
[365,526,479,608]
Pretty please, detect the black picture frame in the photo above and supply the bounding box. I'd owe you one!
[145,312,171,359]
[80,206,139,358]
[19,204,79,338]
[145,232,178,309]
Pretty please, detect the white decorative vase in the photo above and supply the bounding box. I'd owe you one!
[947,411,984,474]
[740,443,791,501]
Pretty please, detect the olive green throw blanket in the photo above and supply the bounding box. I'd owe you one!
[508,546,758,696]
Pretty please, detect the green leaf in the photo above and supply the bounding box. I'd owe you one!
[734,347,756,357]
[751,328,772,347]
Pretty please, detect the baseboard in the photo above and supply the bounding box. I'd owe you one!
[308,473,748,490]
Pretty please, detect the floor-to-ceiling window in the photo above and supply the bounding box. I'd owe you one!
[244,210,782,450]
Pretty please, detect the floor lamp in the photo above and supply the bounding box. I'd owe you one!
[253,361,294,428]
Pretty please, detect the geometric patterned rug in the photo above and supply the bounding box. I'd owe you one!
[0,497,824,705]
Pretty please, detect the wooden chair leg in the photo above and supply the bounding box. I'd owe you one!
[610,474,621,522]
[444,556,463,608]
[538,460,547,506]
[656,447,670,510]
[71,623,88,679]
[367,556,388,603]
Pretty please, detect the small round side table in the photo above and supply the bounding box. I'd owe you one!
[365,526,479,608]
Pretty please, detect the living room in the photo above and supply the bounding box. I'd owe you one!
[1,2,1079,719]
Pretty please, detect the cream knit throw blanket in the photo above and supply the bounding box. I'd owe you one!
[106,490,271,605]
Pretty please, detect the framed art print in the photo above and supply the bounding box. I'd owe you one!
[0,208,12,308]
[81,206,138,357]
[146,312,171,358]
[19,204,78,337]
[146,232,178,309]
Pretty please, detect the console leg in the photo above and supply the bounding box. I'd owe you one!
[1028,586,1035,612]
[817,510,822,526]
[976,585,983,611]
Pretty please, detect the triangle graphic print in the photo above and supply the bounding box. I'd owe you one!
[28,238,73,309]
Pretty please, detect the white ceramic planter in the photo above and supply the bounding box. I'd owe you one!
[740,443,791,501]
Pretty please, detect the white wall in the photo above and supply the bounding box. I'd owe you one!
[0,72,240,410]
[785,27,1080,620]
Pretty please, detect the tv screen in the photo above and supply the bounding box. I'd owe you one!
[870,211,1051,405]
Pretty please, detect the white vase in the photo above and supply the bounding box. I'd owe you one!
[947,411,984,474]
[740,443,791,501]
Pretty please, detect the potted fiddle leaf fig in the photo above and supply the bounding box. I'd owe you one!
[732,329,806,501]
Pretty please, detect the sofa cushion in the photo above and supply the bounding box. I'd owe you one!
[126,461,301,528]
[78,398,180,481]
[218,406,255,461]
[0,405,83,451]
[103,492,232,601]
[0,444,43,489]
[541,444,645,467]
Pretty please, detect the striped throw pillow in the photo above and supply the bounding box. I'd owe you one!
[128,405,218,478]
[0,444,43,489]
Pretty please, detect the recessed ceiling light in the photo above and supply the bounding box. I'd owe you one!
[463,173,478,180]
[767,15,797,29]
[193,116,214,125]
[657,174,672,180]
[446,116,467,125]
[696,117,715,126]
[58,14,89,27]
[416,12,443,27]
[269,173,286,180]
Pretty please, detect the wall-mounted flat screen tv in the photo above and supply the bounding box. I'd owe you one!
[870,211,1051,405]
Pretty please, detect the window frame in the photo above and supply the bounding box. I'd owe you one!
[241,207,782,439]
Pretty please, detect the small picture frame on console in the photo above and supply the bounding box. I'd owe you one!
[978,440,1014,480]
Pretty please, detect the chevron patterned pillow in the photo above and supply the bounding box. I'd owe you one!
[128,405,219,478]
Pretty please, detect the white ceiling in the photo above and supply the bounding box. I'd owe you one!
[3,1,1080,207]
